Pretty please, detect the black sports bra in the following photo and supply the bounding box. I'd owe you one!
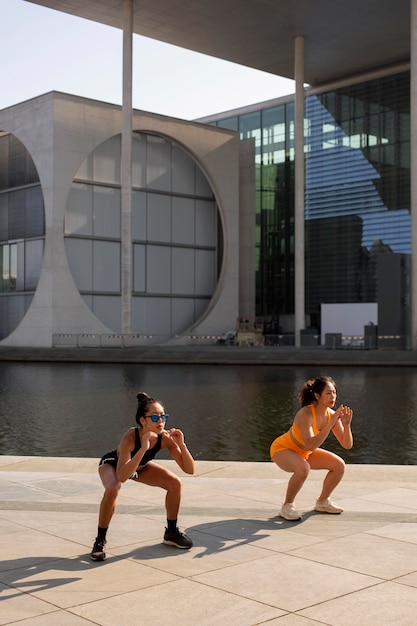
[132,427,163,466]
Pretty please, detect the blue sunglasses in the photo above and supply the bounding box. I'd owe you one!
[145,413,169,423]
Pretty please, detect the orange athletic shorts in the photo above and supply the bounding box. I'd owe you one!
[270,431,312,461]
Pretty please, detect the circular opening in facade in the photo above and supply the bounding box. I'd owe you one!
[64,131,222,340]
[0,132,45,340]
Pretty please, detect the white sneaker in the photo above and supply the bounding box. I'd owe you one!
[314,497,344,514]
[279,502,302,521]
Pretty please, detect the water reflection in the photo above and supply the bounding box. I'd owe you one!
[1,361,417,464]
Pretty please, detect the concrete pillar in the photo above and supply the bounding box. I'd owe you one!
[121,0,133,334]
[294,35,305,347]
[239,138,256,321]
[411,0,417,349]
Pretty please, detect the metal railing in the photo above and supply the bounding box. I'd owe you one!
[53,333,157,348]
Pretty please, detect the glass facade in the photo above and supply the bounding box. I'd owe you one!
[0,133,45,339]
[211,71,410,335]
[65,132,219,337]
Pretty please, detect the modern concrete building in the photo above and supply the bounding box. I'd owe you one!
[2,0,416,347]
[0,92,253,346]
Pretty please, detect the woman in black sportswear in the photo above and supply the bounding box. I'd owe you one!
[91,391,195,561]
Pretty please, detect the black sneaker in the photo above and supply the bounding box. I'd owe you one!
[163,528,193,549]
[90,539,106,561]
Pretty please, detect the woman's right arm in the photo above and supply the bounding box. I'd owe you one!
[296,407,339,451]
[116,430,152,483]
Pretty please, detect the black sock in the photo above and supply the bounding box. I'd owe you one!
[97,526,107,543]
[167,519,177,532]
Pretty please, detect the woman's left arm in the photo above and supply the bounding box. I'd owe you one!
[331,405,354,449]
[162,428,195,474]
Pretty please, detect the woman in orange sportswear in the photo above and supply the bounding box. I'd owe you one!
[270,376,353,521]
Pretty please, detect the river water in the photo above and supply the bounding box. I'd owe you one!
[0,361,416,464]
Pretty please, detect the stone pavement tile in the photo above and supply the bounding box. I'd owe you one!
[0,582,57,625]
[193,553,379,613]
[71,577,286,626]
[356,486,417,510]
[290,512,403,539]
[22,476,100,498]
[259,617,325,625]
[9,612,98,625]
[0,555,177,609]
[0,528,82,571]
[298,580,417,626]
[289,532,417,578]
[0,479,63,502]
[396,571,417,588]
[111,526,275,577]
[187,517,324,553]
[367,521,417,543]
[0,457,98,473]
[0,511,93,536]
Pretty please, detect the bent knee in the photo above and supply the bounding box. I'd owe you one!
[167,475,182,492]
[297,463,310,480]
[104,483,121,499]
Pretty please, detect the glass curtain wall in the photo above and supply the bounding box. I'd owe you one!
[0,133,45,339]
[305,72,410,328]
[212,71,410,337]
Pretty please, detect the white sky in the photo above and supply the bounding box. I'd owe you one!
[2,0,295,120]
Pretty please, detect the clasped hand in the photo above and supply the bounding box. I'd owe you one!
[333,404,353,426]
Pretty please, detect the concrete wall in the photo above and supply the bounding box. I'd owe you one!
[0,92,245,347]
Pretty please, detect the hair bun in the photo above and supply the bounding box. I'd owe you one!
[137,391,150,403]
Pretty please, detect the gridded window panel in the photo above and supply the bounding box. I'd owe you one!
[93,135,121,184]
[7,294,27,333]
[171,298,195,334]
[25,186,44,238]
[93,241,120,292]
[195,249,215,295]
[172,197,194,245]
[65,238,93,291]
[195,166,213,197]
[131,295,147,334]
[66,183,93,236]
[8,137,27,188]
[16,242,25,291]
[132,133,147,188]
[195,297,210,320]
[147,193,171,242]
[0,296,7,339]
[8,189,25,240]
[0,245,9,292]
[172,144,195,195]
[93,186,120,238]
[92,295,121,332]
[24,239,44,291]
[143,297,171,336]
[146,245,171,293]
[195,200,215,246]
[132,190,147,240]
[0,194,8,241]
[133,243,146,292]
[9,244,16,291]
[0,135,9,191]
[216,117,238,131]
[147,135,171,191]
[171,247,195,295]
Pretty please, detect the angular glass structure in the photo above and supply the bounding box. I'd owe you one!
[209,71,410,338]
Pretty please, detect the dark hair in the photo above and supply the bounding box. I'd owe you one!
[298,376,336,407]
[135,391,156,426]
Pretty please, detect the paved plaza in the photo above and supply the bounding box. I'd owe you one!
[1,456,417,625]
